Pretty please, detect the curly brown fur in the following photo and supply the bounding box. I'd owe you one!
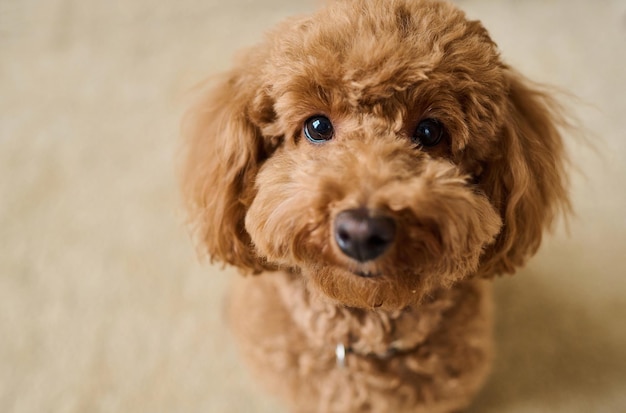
[181,0,570,412]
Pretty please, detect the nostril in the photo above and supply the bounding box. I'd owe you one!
[337,228,351,243]
[367,235,387,248]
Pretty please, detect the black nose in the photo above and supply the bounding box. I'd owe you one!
[334,209,396,263]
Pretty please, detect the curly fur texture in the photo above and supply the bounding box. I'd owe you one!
[181,0,570,411]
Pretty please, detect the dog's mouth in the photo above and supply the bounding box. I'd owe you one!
[353,270,382,278]
[330,264,383,279]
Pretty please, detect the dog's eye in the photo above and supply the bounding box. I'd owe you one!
[304,116,334,143]
[412,118,444,147]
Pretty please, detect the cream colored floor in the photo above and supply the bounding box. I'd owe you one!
[1,0,625,412]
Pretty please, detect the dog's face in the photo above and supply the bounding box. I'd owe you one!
[182,0,569,310]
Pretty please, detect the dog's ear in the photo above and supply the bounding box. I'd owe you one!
[478,70,570,276]
[181,63,276,274]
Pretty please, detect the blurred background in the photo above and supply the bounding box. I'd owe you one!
[1,0,625,412]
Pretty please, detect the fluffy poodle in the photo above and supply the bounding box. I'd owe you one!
[181,0,569,411]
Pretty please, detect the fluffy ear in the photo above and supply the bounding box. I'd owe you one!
[478,70,571,276]
[181,63,277,274]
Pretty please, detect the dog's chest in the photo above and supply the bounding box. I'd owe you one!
[273,272,459,360]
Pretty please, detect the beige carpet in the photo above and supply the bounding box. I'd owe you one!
[1,0,625,412]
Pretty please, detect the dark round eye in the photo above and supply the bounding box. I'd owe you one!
[303,115,334,143]
[412,118,444,147]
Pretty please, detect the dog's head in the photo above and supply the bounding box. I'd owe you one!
[182,0,569,310]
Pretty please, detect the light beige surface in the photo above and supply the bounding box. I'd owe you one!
[1,0,625,412]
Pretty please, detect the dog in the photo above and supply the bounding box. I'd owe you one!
[181,0,570,411]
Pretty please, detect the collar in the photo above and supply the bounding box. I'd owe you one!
[335,341,417,368]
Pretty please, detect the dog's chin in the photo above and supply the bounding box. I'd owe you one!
[301,265,427,311]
